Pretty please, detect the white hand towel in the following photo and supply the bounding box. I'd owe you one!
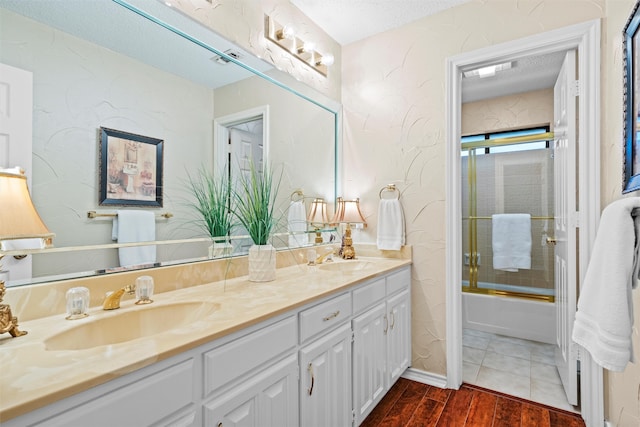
[491,214,531,271]
[287,200,308,248]
[377,199,405,251]
[1,238,45,251]
[572,197,640,372]
[112,210,156,267]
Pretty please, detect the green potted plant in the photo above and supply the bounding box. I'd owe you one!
[232,161,281,282]
[185,166,233,259]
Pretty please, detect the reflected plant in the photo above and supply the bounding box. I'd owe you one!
[185,166,233,241]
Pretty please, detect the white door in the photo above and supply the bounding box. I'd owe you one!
[229,126,264,252]
[0,63,34,282]
[552,49,578,406]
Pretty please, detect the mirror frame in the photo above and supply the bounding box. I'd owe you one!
[623,0,640,193]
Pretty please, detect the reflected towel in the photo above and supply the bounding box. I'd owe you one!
[112,210,156,267]
[491,214,531,271]
[377,199,405,251]
[572,197,640,371]
[287,200,308,248]
[1,238,45,251]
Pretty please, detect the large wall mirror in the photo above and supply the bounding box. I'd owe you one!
[0,0,338,287]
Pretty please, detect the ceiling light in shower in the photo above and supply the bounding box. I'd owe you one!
[464,61,513,78]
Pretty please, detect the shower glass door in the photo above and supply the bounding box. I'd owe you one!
[461,128,555,302]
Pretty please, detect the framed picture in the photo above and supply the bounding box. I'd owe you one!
[99,127,163,207]
[623,0,640,193]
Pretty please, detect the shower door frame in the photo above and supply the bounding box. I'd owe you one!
[445,19,601,426]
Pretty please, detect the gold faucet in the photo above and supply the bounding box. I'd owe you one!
[103,284,135,310]
[315,248,335,264]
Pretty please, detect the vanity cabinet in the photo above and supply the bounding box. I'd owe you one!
[352,269,411,426]
[3,264,411,427]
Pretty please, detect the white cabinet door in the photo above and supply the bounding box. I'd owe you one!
[204,354,298,427]
[299,323,352,427]
[352,302,386,426]
[387,289,411,386]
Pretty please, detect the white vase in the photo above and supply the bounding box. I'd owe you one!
[208,241,233,259]
[248,244,276,282]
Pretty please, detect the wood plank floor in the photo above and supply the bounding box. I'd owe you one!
[361,378,585,427]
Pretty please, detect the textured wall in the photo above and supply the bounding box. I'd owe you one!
[602,1,640,425]
[341,0,605,384]
[168,0,341,102]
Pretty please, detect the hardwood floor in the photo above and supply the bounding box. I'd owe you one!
[361,378,585,427]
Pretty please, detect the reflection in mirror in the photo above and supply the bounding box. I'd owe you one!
[0,0,338,287]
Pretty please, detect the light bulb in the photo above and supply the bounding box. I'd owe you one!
[318,53,334,67]
[303,41,316,52]
[282,24,295,39]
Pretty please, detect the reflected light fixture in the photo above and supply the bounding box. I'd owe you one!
[463,61,513,79]
[0,168,55,338]
[307,198,329,243]
[332,197,367,259]
[264,15,334,77]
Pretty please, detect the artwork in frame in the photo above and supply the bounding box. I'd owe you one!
[623,0,640,193]
[99,127,163,207]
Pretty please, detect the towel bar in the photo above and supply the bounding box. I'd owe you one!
[87,211,173,219]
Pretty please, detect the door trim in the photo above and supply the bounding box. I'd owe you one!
[445,19,601,425]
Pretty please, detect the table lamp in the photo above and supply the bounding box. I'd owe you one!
[332,197,366,259]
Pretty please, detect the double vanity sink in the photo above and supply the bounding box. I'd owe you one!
[0,254,411,423]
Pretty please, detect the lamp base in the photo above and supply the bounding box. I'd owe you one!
[341,224,357,259]
[0,281,27,337]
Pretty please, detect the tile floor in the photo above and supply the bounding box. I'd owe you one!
[462,328,579,413]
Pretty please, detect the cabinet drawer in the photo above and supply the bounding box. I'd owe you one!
[386,267,410,296]
[352,277,385,315]
[299,292,351,342]
[204,316,297,395]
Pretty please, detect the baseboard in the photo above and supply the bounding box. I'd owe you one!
[401,368,448,389]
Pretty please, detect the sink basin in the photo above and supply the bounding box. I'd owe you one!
[45,301,219,351]
[318,260,372,274]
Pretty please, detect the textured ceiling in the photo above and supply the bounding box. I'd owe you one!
[290,0,472,45]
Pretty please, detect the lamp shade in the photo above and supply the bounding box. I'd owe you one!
[332,197,366,226]
[0,171,54,244]
[307,198,328,226]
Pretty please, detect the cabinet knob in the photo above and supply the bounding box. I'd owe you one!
[307,363,315,396]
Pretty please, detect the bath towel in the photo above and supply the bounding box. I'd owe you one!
[492,214,531,271]
[287,200,308,248]
[377,199,405,250]
[112,210,156,267]
[572,197,640,371]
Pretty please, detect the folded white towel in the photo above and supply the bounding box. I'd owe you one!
[492,214,531,271]
[572,197,640,372]
[112,210,156,267]
[287,200,308,248]
[377,199,405,251]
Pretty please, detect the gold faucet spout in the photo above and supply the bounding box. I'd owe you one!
[103,284,135,310]
[315,248,335,265]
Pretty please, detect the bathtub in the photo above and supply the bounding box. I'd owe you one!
[462,281,556,344]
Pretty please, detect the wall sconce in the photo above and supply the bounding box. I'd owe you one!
[264,15,334,77]
[0,168,55,338]
[332,197,367,259]
[307,198,329,243]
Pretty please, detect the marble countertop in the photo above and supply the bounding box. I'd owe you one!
[0,256,411,422]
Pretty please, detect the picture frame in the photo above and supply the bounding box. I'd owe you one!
[623,0,640,193]
[99,127,163,207]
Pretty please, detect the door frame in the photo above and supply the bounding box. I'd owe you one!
[445,19,602,425]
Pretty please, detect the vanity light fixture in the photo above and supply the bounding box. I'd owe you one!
[332,197,367,259]
[0,168,55,338]
[264,15,334,77]
[307,198,329,243]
